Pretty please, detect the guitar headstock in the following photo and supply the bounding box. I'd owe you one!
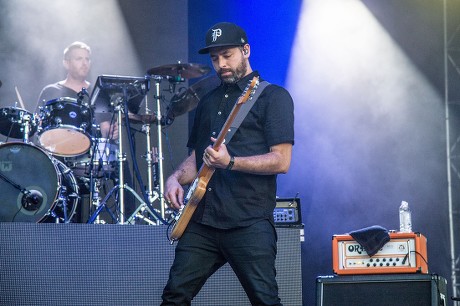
[237,76,260,105]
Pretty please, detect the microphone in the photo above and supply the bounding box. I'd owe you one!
[77,87,90,104]
[21,189,44,211]
[81,87,90,97]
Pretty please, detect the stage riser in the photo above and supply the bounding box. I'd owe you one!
[0,223,302,306]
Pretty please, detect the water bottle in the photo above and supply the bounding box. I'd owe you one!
[399,201,412,233]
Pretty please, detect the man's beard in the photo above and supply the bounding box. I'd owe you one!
[218,59,247,84]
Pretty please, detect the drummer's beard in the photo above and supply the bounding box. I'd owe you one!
[218,59,247,84]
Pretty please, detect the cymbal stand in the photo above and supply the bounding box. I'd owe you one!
[115,97,127,223]
[87,87,135,224]
[142,94,160,204]
[153,77,166,218]
[127,76,166,224]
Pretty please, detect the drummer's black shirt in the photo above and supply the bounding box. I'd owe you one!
[187,71,294,229]
[36,83,86,112]
[36,83,112,124]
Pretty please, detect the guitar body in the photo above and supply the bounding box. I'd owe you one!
[168,76,259,241]
[169,168,214,240]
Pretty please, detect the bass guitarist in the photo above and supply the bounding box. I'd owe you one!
[162,22,294,306]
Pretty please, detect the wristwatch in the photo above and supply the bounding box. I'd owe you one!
[226,155,235,170]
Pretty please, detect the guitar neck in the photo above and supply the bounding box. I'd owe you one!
[213,76,259,150]
[212,103,243,149]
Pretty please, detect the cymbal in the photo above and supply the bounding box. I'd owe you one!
[147,63,211,79]
[168,75,221,118]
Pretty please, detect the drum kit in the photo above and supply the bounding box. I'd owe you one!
[0,63,218,225]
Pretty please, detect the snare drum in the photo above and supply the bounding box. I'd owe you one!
[38,97,93,157]
[0,142,79,222]
[64,138,118,177]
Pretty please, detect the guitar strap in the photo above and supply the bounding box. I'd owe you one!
[224,80,270,144]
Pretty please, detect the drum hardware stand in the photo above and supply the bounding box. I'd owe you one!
[144,145,160,203]
[58,187,69,223]
[125,184,160,225]
[87,82,149,224]
[13,87,32,143]
[142,94,160,205]
[127,76,168,224]
[115,98,128,223]
[21,112,33,143]
[87,183,119,224]
[138,96,163,204]
[153,78,167,218]
[87,96,130,224]
[51,162,79,223]
[86,137,107,224]
[47,186,69,223]
[4,102,34,143]
[90,177,104,224]
[87,74,166,225]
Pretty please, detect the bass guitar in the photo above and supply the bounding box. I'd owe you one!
[169,76,259,241]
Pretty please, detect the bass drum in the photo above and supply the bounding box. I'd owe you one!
[0,142,79,222]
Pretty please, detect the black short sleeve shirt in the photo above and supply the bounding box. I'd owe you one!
[187,71,294,229]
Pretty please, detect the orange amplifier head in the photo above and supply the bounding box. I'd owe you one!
[332,232,428,275]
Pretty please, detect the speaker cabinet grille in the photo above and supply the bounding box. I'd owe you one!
[0,223,302,305]
[316,274,447,306]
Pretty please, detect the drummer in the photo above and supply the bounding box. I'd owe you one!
[35,41,134,223]
[35,41,116,139]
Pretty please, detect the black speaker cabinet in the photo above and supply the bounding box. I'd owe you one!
[0,223,302,305]
[316,274,447,306]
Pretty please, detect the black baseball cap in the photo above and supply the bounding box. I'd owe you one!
[198,22,248,54]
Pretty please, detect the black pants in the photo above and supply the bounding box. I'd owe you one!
[161,220,282,306]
